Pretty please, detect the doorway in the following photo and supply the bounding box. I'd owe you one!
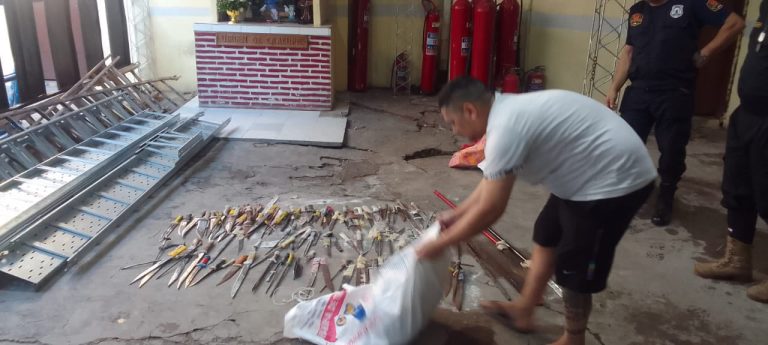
[694,0,746,117]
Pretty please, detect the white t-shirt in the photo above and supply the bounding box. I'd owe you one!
[478,90,657,201]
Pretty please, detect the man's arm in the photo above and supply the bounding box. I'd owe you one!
[697,13,746,66]
[417,175,516,259]
[606,45,633,109]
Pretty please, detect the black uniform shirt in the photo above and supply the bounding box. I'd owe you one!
[626,0,730,88]
[738,0,768,112]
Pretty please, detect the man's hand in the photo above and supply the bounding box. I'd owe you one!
[606,88,620,110]
[696,13,745,68]
[693,50,710,69]
[416,238,447,260]
[437,210,457,230]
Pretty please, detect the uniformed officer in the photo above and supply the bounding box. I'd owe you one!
[695,0,768,304]
[607,0,744,226]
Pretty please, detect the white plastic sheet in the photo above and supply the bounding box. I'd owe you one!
[284,223,450,345]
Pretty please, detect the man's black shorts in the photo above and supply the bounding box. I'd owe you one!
[533,183,654,294]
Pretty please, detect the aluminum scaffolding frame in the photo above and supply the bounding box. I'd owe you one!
[0,57,194,184]
[0,93,145,182]
[0,112,179,244]
[582,0,634,99]
[0,115,229,288]
[125,0,155,79]
[0,49,207,289]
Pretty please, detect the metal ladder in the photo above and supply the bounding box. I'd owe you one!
[0,56,192,141]
[0,93,145,182]
[0,112,179,244]
[0,115,229,288]
[55,56,184,117]
[0,85,147,136]
[392,0,419,95]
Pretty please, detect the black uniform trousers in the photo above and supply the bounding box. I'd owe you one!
[722,105,768,244]
[620,85,695,190]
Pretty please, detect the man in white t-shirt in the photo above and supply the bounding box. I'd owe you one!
[417,77,657,345]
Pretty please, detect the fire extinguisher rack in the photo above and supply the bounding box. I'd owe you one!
[581,0,632,99]
[392,0,419,95]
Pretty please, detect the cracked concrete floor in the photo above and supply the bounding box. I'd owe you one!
[1,89,767,344]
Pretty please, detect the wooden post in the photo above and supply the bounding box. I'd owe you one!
[105,0,131,68]
[313,0,331,27]
[5,0,46,102]
[0,59,9,110]
[45,0,81,90]
[77,0,105,71]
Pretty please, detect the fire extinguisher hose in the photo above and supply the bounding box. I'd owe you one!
[433,189,527,261]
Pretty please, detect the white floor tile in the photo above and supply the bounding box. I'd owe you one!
[175,96,346,146]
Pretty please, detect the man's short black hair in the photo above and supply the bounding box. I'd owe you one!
[437,76,493,110]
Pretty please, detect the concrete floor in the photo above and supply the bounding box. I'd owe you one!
[0,90,766,344]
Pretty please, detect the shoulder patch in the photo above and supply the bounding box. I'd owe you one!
[670,4,684,18]
[630,13,644,27]
[706,0,724,12]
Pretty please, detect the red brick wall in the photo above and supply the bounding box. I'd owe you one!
[194,32,332,110]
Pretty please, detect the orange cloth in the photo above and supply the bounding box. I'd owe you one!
[449,136,486,168]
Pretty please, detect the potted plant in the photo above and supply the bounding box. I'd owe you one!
[217,0,249,24]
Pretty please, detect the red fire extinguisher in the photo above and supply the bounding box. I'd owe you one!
[495,0,520,87]
[524,66,546,92]
[470,0,495,87]
[501,68,520,93]
[348,0,371,92]
[449,0,472,81]
[420,0,440,94]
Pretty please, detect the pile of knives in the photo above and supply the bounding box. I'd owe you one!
[123,197,436,300]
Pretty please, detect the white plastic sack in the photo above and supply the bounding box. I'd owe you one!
[283,222,450,345]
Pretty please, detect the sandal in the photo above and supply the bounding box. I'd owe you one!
[480,300,534,334]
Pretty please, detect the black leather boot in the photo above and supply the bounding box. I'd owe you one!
[652,184,675,226]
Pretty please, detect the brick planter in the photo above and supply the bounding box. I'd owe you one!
[193,23,333,110]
